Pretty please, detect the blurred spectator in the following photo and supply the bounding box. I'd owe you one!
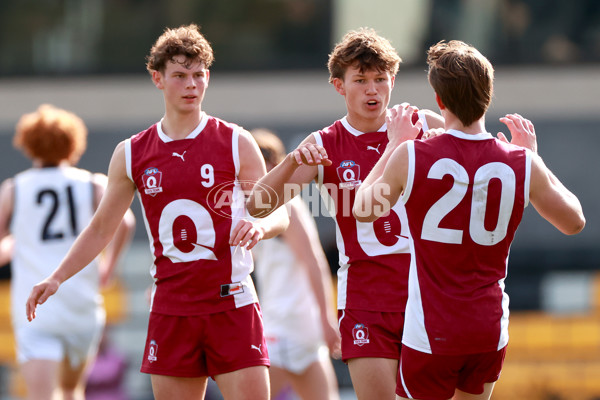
[0,104,135,400]
[85,327,129,400]
[251,128,341,400]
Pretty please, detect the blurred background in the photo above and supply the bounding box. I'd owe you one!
[0,0,598,399]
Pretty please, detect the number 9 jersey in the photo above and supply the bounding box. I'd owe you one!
[401,129,531,356]
[125,114,258,316]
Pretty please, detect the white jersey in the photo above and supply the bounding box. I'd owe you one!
[10,167,104,332]
[252,197,324,347]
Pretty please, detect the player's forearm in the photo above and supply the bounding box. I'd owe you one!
[100,209,136,281]
[50,221,120,285]
[252,205,290,239]
[247,155,300,217]
[545,171,585,234]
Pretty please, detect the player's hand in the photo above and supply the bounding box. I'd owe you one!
[290,143,332,166]
[323,318,342,359]
[25,278,60,321]
[422,127,445,140]
[386,103,423,147]
[498,113,538,153]
[230,219,264,250]
[389,102,419,115]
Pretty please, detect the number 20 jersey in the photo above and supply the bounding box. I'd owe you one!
[401,130,531,355]
[125,114,257,316]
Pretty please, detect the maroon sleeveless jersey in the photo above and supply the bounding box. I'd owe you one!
[401,129,531,355]
[313,113,425,312]
[125,115,257,316]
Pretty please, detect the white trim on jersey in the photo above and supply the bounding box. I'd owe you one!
[400,141,416,205]
[447,129,494,140]
[417,110,429,133]
[524,149,532,207]
[156,113,209,142]
[401,140,431,354]
[232,127,241,177]
[398,359,415,399]
[497,276,510,350]
[187,112,209,139]
[403,245,431,353]
[312,131,325,189]
[124,138,133,182]
[340,116,386,137]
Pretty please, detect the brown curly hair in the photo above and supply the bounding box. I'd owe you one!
[146,24,214,73]
[327,27,401,84]
[13,104,87,166]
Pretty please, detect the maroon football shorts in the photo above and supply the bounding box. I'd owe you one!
[338,309,405,362]
[397,344,507,400]
[141,303,269,377]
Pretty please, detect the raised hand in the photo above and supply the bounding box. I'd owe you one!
[291,142,332,166]
[498,113,538,153]
[386,103,423,147]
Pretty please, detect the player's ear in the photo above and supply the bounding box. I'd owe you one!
[151,70,163,89]
[332,77,345,96]
[435,92,445,110]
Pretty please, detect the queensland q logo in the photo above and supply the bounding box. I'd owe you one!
[147,340,158,363]
[142,167,163,196]
[337,160,361,188]
[352,323,370,346]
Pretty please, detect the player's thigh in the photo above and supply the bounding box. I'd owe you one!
[214,365,269,400]
[20,359,59,400]
[59,355,89,392]
[348,357,398,400]
[268,365,291,399]
[150,375,208,400]
[453,382,496,400]
[288,358,340,400]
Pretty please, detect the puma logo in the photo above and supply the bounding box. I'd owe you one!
[366,144,381,154]
[172,151,186,161]
[251,344,262,354]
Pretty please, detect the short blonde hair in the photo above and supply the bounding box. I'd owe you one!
[13,104,87,166]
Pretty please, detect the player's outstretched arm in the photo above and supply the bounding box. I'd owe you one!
[529,154,585,235]
[26,141,136,321]
[246,134,327,218]
[498,113,584,235]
